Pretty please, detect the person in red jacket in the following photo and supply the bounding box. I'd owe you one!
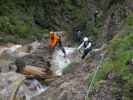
[49,31,66,57]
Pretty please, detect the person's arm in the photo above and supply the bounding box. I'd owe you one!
[85,42,91,49]
[78,42,84,50]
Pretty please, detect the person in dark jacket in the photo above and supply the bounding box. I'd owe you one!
[78,37,92,59]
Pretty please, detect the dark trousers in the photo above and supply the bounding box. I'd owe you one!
[81,48,92,59]
[57,42,66,55]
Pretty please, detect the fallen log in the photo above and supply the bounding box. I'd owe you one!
[15,59,53,79]
[22,65,53,79]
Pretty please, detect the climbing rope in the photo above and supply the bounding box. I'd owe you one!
[85,53,105,100]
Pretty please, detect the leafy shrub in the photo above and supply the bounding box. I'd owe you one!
[127,14,133,26]
[88,32,133,100]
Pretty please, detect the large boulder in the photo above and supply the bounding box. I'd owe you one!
[0,72,48,100]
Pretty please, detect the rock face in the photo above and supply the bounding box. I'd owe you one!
[51,47,79,76]
[0,41,41,73]
[22,42,52,68]
[91,81,114,100]
[0,59,15,72]
[0,1,132,100]
[0,72,48,100]
[0,42,52,100]
[32,60,96,100]
[0,72,25,100]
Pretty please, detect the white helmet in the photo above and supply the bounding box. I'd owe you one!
[83,37,88,42]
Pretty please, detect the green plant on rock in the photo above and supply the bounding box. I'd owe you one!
[88,32,133,99]
[123,79,133,99]
[127,14,133,27]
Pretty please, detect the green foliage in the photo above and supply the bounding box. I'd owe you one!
[0,0,49,43]
[88,32,133,99]
[127,14,133,27]
[0,0,89,43]
[123,79,133,99]
[0,14,48,42]
[97,32,133,80]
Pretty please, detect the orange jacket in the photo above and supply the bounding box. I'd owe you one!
[49,32,60,48]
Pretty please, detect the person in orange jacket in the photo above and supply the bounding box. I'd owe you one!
[49,31,66,57]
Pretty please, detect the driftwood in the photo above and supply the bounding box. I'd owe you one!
[23,65,53,79]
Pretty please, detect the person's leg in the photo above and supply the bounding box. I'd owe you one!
[58,42,66,57]
[81,50,88,59]
[81,48,91,59]
[61,47,66,56]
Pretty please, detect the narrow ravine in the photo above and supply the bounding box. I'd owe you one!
[0,40,106,100]
[0,42,89,100]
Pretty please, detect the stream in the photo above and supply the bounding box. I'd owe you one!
[0,42,80,100]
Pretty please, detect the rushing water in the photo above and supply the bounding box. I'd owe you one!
[0,43,80,100]
[51,47,79,76]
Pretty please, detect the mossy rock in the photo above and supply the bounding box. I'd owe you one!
[15,58,26,73]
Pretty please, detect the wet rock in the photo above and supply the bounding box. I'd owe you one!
[51,47,79,76]
[32,61,89,100]
[81,62,97,72]
[0,72,48,100]
[0,47,8,56]
[22,43,52,68]
[0,63,10,72]
[58,91,68,100]
[0,60,14,72]
[0,45,30,59]
[0,72,25,100]
[28,41,41,53]
[15,58,26,73]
